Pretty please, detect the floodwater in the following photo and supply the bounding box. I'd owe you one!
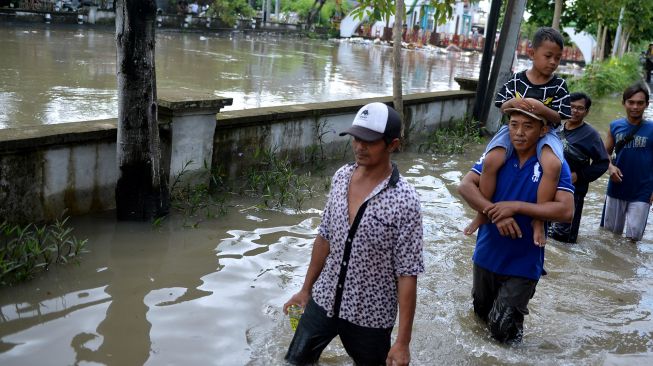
[1,101,652,365]
[0,22,481,129]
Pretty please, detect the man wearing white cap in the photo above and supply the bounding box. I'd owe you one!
[283,102,424,365]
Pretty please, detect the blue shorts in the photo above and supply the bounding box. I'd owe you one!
[484,125,564,163]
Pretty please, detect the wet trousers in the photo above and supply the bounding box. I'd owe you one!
[472,264,538,343]
[285,298,392,365]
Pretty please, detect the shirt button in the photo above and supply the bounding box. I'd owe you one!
[338,284,343,288]
[327,311,334,317]
[342,261,347,266]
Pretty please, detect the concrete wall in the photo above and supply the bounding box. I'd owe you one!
[0,91,474,223]
[214,91,475,180]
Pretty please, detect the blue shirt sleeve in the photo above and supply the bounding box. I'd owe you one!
[558,160,575,194]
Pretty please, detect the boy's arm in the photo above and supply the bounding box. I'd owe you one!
[457,171,492,213]
[485,189,574,223]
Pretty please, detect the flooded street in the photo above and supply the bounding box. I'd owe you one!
[1,101,653,365]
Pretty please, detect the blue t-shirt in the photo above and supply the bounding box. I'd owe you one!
[607,118,653,203]
[471,152,574,280]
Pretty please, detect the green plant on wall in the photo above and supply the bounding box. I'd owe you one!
[418,116,485,155]
[207,0,255,27]
[244,146,315,211]
[169,160,229,228]
[0,215,88,286]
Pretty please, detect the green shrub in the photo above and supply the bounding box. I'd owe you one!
[418,117,485,155]
[567,53,642,98]
[207,0,255,27]
[0,216,87,286]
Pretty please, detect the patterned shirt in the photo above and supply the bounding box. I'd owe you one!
[312,163,424,329]
[495,70,571,127]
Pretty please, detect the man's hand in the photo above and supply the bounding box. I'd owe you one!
[571,172,577,184]
[495,217,523,239]
[484,202,521,223]
[386,342,410,366]
[608,163,623,183]
[283,289,310,314]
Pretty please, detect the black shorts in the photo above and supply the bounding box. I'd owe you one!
[472,264,538,343]
[285,298,392,365]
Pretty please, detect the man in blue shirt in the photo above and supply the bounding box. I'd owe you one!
[601,83,653,242]
[458,107,574,343]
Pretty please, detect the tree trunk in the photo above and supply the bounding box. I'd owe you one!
[595,23,602,61]
[393,0,405,141]
[115,0,169,221]
[598,25,608,61]
[551,0,562,30]
[306,0,325,29]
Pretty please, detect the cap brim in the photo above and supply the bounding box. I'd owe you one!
[339,125,384,142]
[504,108,546,123]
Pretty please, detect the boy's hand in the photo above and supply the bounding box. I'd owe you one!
[522,98,547,114]
[485,202,520,222]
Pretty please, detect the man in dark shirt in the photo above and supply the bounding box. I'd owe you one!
[549,92,609,243]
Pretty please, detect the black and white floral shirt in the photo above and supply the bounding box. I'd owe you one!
[312,163,424,329]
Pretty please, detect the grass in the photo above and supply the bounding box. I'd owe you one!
[168,160,229,228]
[0,215,88,286]
[417,117,485,155]
[244,146,316,211]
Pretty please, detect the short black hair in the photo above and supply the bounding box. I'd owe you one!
[532,27,564,50]
[622,83,650,103]
[570,92,592,110]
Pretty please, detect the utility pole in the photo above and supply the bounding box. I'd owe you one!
[612,7,624,58]
[472,0,501,124]
[481,0,527,133]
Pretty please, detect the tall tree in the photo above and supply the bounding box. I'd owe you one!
[115,0,169,221]
[392,0,405,135]
[350,0,459,141]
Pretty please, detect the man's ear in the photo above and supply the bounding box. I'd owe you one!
[388,138,401,152]
[540,123,549,137]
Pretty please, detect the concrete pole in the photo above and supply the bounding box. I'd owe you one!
[275,0,279,18]
[481,0,527,133]
[612,7,624,58]
[472,0,501,123]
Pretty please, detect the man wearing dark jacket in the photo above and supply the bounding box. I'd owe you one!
[549,92,609,243]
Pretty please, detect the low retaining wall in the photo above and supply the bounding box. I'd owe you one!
[0,90,474,223]
[214,91,475,180]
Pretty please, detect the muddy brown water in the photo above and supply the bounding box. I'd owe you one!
[0,22,583,129]
[1,102,652,365]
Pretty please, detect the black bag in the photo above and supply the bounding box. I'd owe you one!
[560,126,589,166]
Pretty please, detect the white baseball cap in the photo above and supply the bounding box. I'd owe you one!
[339,102,402,142]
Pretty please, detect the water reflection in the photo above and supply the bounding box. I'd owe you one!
[0,23,486,128]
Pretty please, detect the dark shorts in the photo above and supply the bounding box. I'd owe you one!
[285,298,392,365]
[472,264,538,343]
